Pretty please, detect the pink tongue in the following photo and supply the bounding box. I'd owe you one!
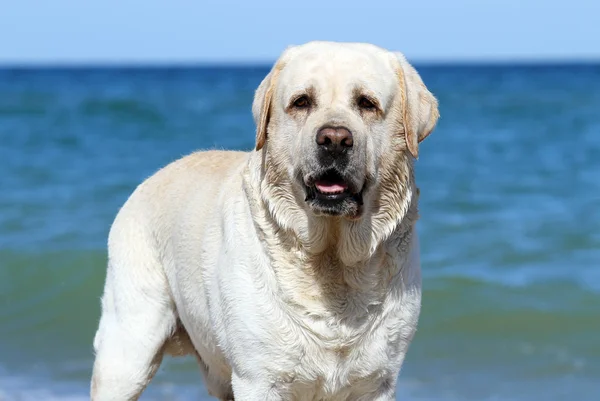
[315,181,348,194]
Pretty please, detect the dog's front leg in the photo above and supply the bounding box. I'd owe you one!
[231,374,286,401]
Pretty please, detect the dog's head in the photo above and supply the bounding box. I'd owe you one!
[253,41,438,221]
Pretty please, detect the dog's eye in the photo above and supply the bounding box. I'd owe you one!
[292,95,311,108]
[357,96,376,110]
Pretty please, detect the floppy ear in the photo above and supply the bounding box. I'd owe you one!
[393,52,439,159]
[252,64,283,151]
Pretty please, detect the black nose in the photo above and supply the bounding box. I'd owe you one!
[316,127,353,154]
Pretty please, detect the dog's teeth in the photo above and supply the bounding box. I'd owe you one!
[316,189,345,195]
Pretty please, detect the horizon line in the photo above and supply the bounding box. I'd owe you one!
[2,56,600,69]
[0,58,600,70]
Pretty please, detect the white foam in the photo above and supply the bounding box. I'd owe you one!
[0,373,88,401]
[0,365,424,401]
[0,372,206,401]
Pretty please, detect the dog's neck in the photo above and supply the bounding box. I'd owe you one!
[244,149,419,263]
[243,150,419,326]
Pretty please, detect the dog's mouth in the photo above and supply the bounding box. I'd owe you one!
[303,169,364,215]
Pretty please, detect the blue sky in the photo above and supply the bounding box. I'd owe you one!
[1,0,598,64]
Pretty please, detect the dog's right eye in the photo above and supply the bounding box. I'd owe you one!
[357,96,377,111]
[292,95,311,108]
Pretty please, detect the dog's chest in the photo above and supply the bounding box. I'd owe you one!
[264,241,419,398]
[279,298,408,399]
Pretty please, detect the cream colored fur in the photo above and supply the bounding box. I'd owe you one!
[91,41,439,401]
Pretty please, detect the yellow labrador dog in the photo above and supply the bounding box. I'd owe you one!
[91,41,438,400]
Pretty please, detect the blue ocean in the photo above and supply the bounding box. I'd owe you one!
[0,64,599,400]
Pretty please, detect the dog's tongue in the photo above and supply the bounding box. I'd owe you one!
[315,180,348,194]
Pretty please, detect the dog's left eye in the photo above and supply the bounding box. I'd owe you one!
[292,95,311,108]
[357,96,376,110]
